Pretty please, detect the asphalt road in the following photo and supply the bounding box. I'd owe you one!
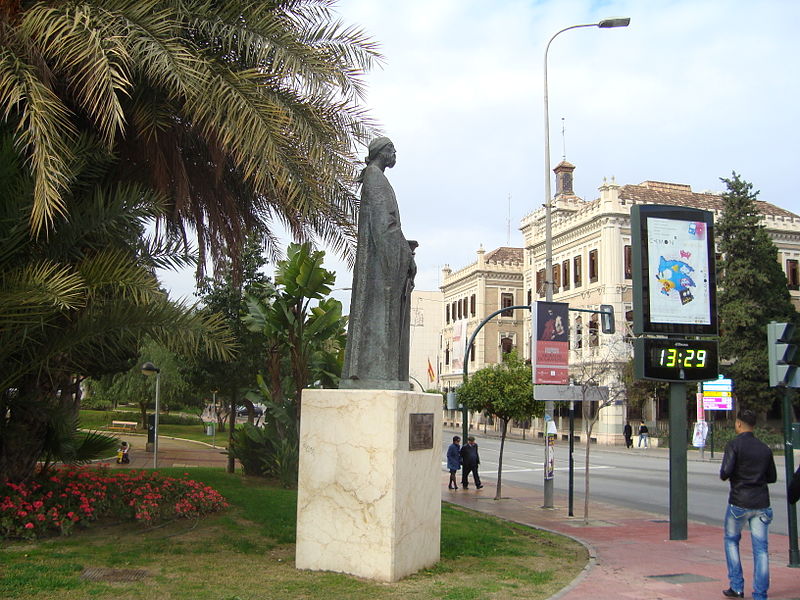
[442,431,795,534]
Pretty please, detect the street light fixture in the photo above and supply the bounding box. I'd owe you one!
[211,389,218,448]
[141,362,161,469]
[541,16,630,509]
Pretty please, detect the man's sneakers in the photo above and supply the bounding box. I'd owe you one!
[722,588,744,598]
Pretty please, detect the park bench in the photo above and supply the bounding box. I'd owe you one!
[108,420,137,432]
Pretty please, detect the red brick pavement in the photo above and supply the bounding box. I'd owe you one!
[443,474,800,600]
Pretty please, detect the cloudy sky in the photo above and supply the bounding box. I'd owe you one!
[161,0,800,308]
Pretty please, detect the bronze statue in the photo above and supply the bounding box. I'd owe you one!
[340,137,416,390]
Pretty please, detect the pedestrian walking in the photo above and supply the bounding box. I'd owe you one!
[637,421,649,448]
[446,435,461,490]
[460,436,482,490]
[623,422,633,448]
[720,409,777,600]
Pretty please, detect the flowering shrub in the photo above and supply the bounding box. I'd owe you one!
[0,467,228,540]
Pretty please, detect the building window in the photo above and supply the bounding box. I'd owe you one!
[574,316,582,349]
[562,260,570,290]
[452,301,457,321]
[536,269,546,297]
[470,294,476,316]
[552,265,561,293]
[589,249,598,283]
[500,337,513,355]
[446,304,450,324]
[624,245,632,279]
[788,259,799,290]
[445,344,450,365]
[501,292,514,317]
[470,344,475,362]
[574,255,582,288]
[589,315,599,347]
[457,299,462,320]
[527,289,532,305]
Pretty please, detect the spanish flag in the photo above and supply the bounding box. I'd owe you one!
[427,358,436,383]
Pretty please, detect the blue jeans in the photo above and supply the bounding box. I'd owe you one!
[724,503,773,600]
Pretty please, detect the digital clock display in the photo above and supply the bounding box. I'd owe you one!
[634,338,719,382]
[653,347,709,368]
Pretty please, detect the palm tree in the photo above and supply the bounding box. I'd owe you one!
[0,0,380,272]
[0,131,236,482]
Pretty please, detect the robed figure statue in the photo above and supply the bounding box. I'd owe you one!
[340,137,417,390]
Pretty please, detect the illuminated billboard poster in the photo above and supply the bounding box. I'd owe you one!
[648,217,711,325]
[533,301,569,384]
[632,205,718,336]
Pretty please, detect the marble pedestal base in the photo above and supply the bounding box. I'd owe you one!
[295,389,442,582]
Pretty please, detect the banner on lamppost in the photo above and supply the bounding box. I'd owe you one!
[532,301,569,385]
[451,320,467,375]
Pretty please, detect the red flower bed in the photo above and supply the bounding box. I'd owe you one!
[0,466,228,539]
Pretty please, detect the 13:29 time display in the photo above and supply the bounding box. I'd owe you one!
[656,347,708,368]
[634,337,719,381]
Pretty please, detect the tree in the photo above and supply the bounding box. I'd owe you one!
[240,242,346,484]
[90,339,194,428]
[0,0,380,273]
[0,132,234,483]
[244,242,346,414]
[456,352,542,500]
[716,173,799,416]
[621,358,668,422]
[192,235,272,473]
[570,338,627,524]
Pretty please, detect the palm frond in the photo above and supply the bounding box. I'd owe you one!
[0,49,76,233]
[22,3,132,146]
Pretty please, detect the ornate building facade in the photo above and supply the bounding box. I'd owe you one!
[518,162,800,443]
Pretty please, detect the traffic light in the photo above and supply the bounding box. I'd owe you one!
[600,305,615,334]
[767,321,799,387]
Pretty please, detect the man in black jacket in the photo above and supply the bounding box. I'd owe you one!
[719,409,777,600]
[460,436,482,490]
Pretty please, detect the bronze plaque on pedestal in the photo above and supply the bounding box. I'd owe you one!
[409,413,434,451]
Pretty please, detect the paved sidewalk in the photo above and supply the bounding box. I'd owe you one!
[105,433,229,470]
[443,474,800,600]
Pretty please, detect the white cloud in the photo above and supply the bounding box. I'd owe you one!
[158,0,800,306]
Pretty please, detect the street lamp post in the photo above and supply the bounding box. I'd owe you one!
[541,17,630,509]
[141,362,161,469]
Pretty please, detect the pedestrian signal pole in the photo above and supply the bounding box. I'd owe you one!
[767,321,800,567]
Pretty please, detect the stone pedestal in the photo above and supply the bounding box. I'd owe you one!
[295,389,442,582]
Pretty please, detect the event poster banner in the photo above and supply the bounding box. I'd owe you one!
[647,217,712,327]
[451,319,467,375]
[533,301,569,384]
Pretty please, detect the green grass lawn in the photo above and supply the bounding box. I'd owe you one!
[0,468,588,599]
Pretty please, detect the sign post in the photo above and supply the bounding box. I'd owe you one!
[532,301,569,508]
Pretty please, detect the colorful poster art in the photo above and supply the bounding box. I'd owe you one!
[533,302,569,384]
[647,217,712,326]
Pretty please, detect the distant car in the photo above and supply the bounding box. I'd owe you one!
[236,405,264,417]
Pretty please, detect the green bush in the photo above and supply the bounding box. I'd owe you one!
[228,424,274,477]
[709,423,785,450]
[228,423,298,488]
[157,413,202,426]
[79,396,113,410]
[657,422,785,450]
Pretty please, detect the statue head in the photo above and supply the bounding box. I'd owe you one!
[365,137,396,169]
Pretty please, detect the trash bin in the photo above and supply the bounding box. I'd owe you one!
[205,422,215,436]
